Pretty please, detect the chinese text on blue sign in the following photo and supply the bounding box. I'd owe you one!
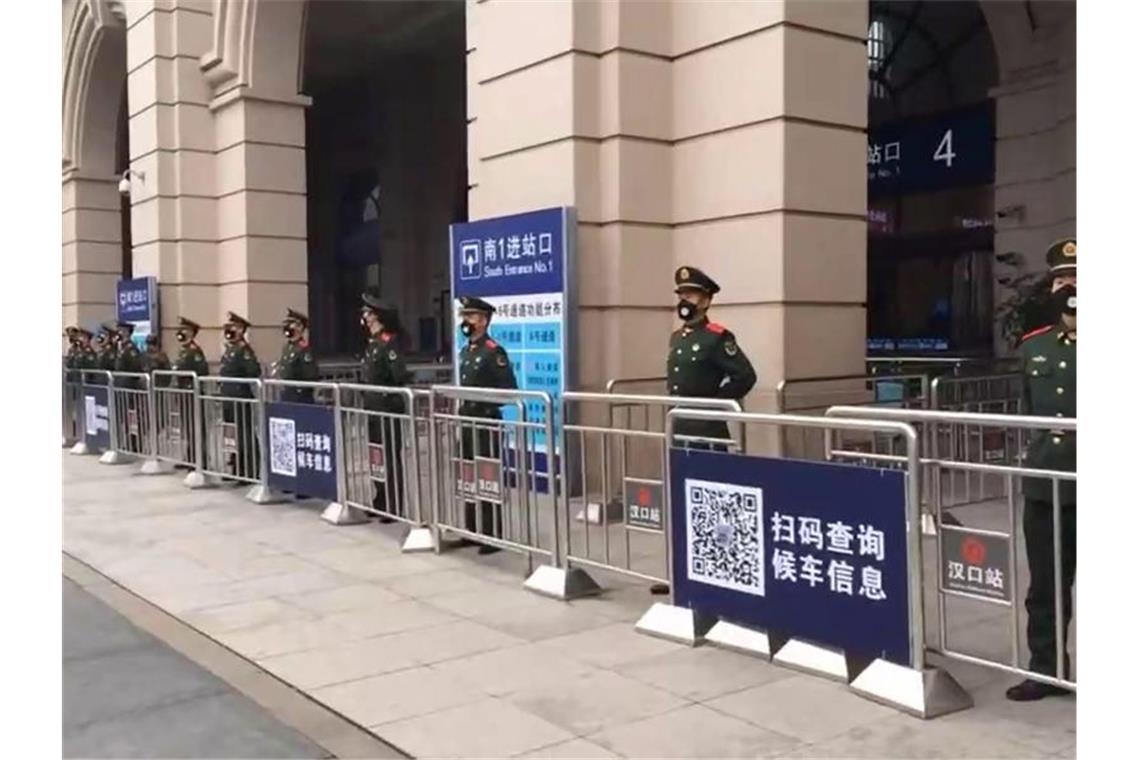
[116,276,159,351]
[265,402,339,501]
[449,207,575,455]
[670,448,912,665]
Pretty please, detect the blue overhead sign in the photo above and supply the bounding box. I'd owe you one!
[449,207,576,456]
[670,448,912,666]
[868,100,994,197]
[116,276,159,351]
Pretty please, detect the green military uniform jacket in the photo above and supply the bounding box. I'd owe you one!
[144,349,171,386]
[115,342,143,373]
[71,348,97,371]
[172,342,209,389]
[362,332,410,412]
[459,334,517,418]
[666,317,757,439]
[1018,323,1076,505]
[219,340,260,398]
[276,339,318,403]
[97,346,117,372]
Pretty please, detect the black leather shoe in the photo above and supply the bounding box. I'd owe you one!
[1005,679,1070,701]
[650,583,670,595]
[477,545,502,556]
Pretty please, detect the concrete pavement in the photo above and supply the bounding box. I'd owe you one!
[63,453,1076,759]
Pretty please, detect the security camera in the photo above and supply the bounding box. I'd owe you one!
[995,204,1025,220]
[118,169,145,196]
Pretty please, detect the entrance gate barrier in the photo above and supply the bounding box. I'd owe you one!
[189,376,264,497]
[99,372,153,466]
[825,405,1077,694]
[334,383,432,551]
[63,368,83,448]
[557,392,742,591]
[427,385,594,599]
[148,370,201,474]
[634,406,971,719]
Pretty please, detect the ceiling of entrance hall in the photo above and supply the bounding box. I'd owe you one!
[302,0,464,88]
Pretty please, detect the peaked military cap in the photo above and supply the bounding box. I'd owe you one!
[100,321,117,335]
[64,326,79,338]
[225,311,251,329]
[284,308,309,326]
[1046,238,1076,275]
[116,320,135,334]
[75,326,92,338]
[145,334,160,347]
[674,266,721,295]
[361,291,385,312]
[178,316,201,332]
[458,296,496,315]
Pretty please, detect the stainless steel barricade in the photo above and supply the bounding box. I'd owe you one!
[193,376,264,489]
[558,392,743,590]
[336,383,432,551]
[148,370,201,473]
[428,386,585,598]
[63,368,83,447]
[101,372,153,465]
[824,406,1077,694]
[635,407,968,719]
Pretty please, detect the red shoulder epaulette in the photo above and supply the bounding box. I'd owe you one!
[706,322,726,335]
[1020,325,1053,343]
[485,339,499,349]
[380,331,392,344]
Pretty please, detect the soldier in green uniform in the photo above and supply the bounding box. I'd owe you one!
[143,334,171,380]
[275,308,319,403]
[71,328,97,370]
[667,266,757,445]
[95,324,118,373]
[457,296,517,554]
[114,321,145,392]
[361,293,411,520]
[219,312,261,476]
[64,327,80,368]
[1006,238,1077,702]
[171,317,210,466]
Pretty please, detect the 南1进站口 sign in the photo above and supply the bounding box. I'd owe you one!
[670,448,912,666]
[449,207,576,492]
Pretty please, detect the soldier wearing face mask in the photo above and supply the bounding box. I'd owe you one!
[170,317,209,467]
[1006,238,1078,702]
[275,308,318,403]
[667,266,757,446]
[457,296,517,554]
[219,312,260,476]
[96,324,118,374]
[360,293,410,520]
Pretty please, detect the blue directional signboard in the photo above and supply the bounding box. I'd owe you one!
[449,207,576,456]
[868,100,994,198]
[670,447,912,665]
[83,384,111,452]
[116,276,159,351]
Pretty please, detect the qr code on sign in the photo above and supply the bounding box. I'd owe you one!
[268,417,297,477]
[685,478,765,596]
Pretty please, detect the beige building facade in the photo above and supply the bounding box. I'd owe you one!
[62,0,1075,410]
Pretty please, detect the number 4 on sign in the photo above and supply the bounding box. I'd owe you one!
[934,128,956,167]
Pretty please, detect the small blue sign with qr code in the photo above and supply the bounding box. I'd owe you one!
[670,448,911,666]
[265,401,338,500]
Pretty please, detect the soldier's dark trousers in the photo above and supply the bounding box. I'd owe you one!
[368,415,405,517]
[460,423,502,540]
[1023,498,1077,677]
[222,401,259,479]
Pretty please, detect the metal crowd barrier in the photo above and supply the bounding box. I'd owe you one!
[149,370,201,473]
[337,383,432,550]
[825,406,1077,693]
[63,368,83,447]
[428,385,585,597]
[558,392,742,590]
[632,406,965,718]
[194,376,264,489]
[102,372,154,466]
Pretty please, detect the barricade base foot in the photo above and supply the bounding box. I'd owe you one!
[921,512,938,536]
[773,638,849,682]
[704,621,774,660]
[400,527,436,553]
[849,659,973,719]
[183,471,216,489]
[139,459,174,476]
[247,484,287,505]
[98,450,133,466]
[634,602,715,646]
[523,565,602,601]
[320,502,370,525]
[69,442,90,456]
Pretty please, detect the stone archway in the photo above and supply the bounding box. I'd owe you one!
[62,0,128,331]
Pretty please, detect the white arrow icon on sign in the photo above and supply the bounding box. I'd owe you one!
[459,240,481,280]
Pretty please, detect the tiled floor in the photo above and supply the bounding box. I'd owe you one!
[64,454,1075,759]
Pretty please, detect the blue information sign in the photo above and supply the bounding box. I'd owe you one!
[264,402,339,500]
[116,276,159,351]
[449,207,575,457]
[868,100,994,198]
[83,385,111,451]
[670,448,911,665]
